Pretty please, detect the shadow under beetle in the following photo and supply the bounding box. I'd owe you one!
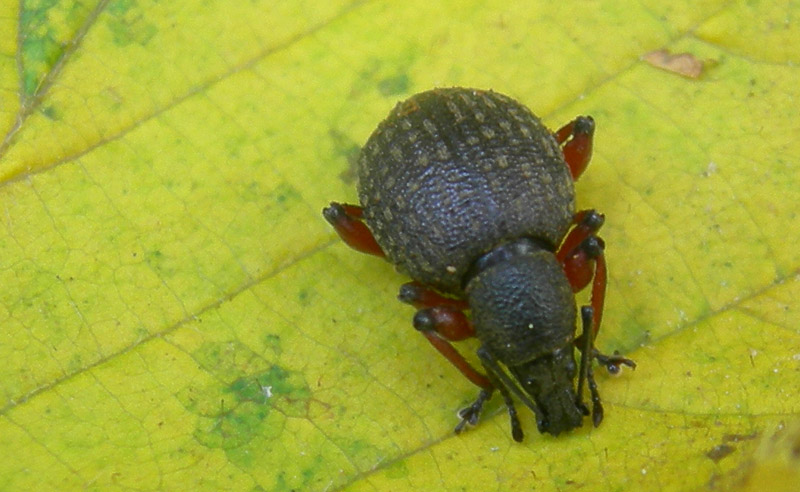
[323,87,635,442]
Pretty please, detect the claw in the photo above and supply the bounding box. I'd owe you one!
[594,350,636,375]
[454,389,492,434]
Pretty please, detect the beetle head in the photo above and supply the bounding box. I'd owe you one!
[507,346,584,435]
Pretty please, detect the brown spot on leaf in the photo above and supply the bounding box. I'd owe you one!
[723,431,758,443]
[707,444,735,463]
[642,49,706,79]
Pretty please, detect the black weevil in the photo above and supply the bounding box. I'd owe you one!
[323,87,634,441]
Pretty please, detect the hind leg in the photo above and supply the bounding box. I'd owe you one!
[555,116,595,180]
[323,202,385,257]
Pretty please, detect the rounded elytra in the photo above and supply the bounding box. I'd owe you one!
[358,88,574,293]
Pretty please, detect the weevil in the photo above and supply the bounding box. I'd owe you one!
[323,88,634,441]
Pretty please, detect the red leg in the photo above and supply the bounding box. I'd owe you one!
[398,281,469,311]
[558,212,635,374]
[415,306,498,436]
[400,281,476,374]
[554,116,595,180]
[573,246,633,373]
[401,282,496,433]
[413,307,491,388]
[562,236,606,338]
[323,202,385,257]
[556,210,605,274]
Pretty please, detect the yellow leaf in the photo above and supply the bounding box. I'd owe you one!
[1,0,798,491]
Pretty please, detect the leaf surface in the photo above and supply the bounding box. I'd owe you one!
[1,1,799,490]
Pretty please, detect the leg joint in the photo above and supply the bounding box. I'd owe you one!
[579,236,605,259]
[573,115,595,136]
[412,309,435,332]
[578,209,605,231]
[322,202,346,226]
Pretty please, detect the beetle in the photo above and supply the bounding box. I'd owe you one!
[323,87,634,441]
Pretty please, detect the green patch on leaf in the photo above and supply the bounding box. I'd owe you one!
[106,0,157,46]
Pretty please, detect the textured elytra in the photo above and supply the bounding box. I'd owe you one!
[358,88,575,293]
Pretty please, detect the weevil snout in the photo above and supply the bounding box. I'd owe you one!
[509,346,584,435]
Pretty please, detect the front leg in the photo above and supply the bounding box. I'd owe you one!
[407,302,490,389]
[559,212,636,371]
[558,210,608,338]
[399,282,496,434]
[559,213,635,425]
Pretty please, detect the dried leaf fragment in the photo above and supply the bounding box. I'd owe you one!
[642,49,705,79]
